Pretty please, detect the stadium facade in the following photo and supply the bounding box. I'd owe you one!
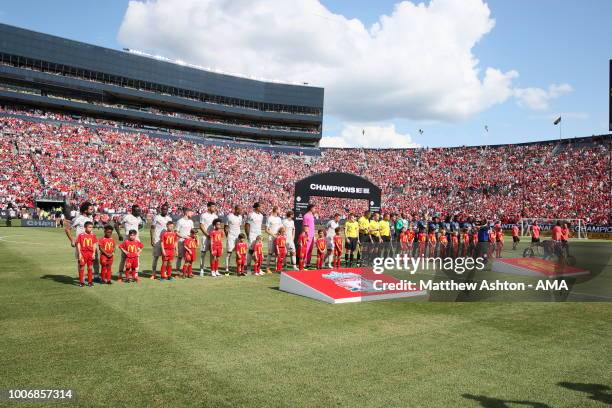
[0,23,324,146]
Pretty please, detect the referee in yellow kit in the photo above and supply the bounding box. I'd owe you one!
[344,213,359,267]
[357,210,371,266]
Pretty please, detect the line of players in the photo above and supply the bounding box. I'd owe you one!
[65,200,341,286]
[66,201,554,287]
[351,211,517,265]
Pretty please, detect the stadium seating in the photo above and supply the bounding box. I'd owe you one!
[0,107,609,225]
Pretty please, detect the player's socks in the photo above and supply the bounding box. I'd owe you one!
[225,255,230,272]
[87,267,93,284]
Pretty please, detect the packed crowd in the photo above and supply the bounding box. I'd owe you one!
[0,111,609,225]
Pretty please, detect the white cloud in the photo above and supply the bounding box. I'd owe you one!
[118,0,523,122]
[320,123,419,148]
[514,83,573,111]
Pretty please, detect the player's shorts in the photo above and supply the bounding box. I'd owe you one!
[227,234,239,252]
[162,249,175,262]
[184,250,196,263]
[125,257,139,270]
[211,245,223,257]
[285,238,296,253]
[531,237,540,243]
[359,232,369,243]
[326,237,334,250]
[236,256,246,265]
[200,236,211,252]
[79,252,95,266]
[346,237,358,251]
[381,236,390,243]
[153,241,162,257]
[513,236,520,243]
[100,254,114,267]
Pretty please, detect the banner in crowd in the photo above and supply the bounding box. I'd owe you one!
[501,223,612,234]
[21,219,56,227]
[502,222,612,239]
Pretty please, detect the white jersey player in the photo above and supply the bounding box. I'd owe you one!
[282,210,298,270]
[245,202,264,270]
[115,204,143,280]
[64,201,98,278]
[325,213,341,267]
[224,205,243,273]
[117,209,143,240]
[265,206,283,271]
[199,202,218,276]
[176,207,195,273]
[150,203,172,277]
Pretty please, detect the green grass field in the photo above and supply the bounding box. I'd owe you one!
[1,226,611,407]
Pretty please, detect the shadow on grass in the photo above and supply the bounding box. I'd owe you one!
[557,382,612,405]
[40,274,78,286]
[462,394,551,408]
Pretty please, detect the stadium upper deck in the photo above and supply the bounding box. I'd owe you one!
[0,23,324,146]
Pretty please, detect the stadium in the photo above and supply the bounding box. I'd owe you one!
[1,3,611,408]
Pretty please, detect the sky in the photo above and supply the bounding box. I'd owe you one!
[1,0,610,148]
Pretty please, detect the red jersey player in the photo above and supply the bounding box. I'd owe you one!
[76,221,98,287]
[298,226,309,271]
[274,227,287,273]
[511,224,520,250]
[182,229,198,278]
[495,226,504,258]
[119,230,144,283]
[159,221,178,280]
[471,229,478,257]
[332,227,343,268]
[530,222,541,245]
[252,235,264,275]
[315,230,327,269]
[438,229,448,258]
[98,225,116,284]
[235,233,248,276]
[399,227,409,256]
[487,228,497,259]
[406,226,415,257]
[417,227,427,258]
[209,219,225,277]
[427,228,437,257]
[461,229,470,257]
[450,231,459,257]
